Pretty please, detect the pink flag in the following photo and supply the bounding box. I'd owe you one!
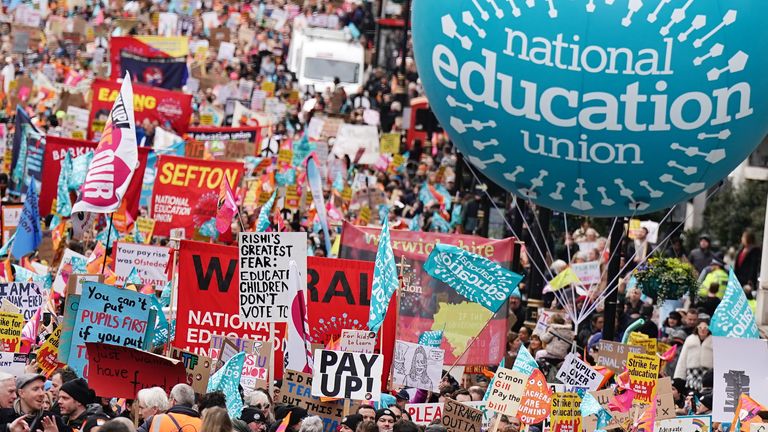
[72,74,138,214]
[215,173,238,233]
[284,261,313,373]
[631,397,656,432]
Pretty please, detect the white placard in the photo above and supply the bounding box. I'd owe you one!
[0,352,26,376]
[114,243,171,287]
[332,124,380,165]
[238,232,307,322]
[311,349,383,401]
[340,329,377,354]
[555,353,605,391]
[392,340,444,392]
[217,42,236,61]
[0,282,43,321]
[712,337,768,422]
[406,403,443,426]
[571,261,601,285]
[654,416,712,432]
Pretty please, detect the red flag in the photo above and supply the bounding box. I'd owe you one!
[216,173,239,234]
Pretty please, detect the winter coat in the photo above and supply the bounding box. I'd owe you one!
[673,334,714,380]
[540,324,574,360]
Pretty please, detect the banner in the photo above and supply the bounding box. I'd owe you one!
[424,244,522,312]
[40,136,149,217]
[627,352,660,405]
[169,347,213,394]
[406,403,444,426]
[69,282,153,377]
[150,155,244,236]
[238,232,307,322]
[188,126,261,160]
[654,416,712,432]
[121,52,188,90]
[441,398,483,432]
[0,282,43,320]
[88,78,192,139]
[340,222,515,365]
[109,36,190,80]
[486,367,526,416]
[174,240,286,378]
[712,337,768,422]
[113,242,171,287]
[0,312,23,352]
[86,342,186,398]
[280,370,347,432]
[311,349,383,401]
[596,341,644,374]
[555,353,604,391]
[392,340,444,392]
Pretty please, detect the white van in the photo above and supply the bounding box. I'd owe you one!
[287,26,365,95]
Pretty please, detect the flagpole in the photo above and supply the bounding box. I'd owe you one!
[101,213,114,273]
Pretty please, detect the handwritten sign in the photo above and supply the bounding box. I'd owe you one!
[280,370,348,432]
[69,282,152,377]
[114,242,171,287]
[407,403,444,426]
[0,282,43,320]
[340,330,377,354]
[571,261,601,285]
[0,312,23,352]
[312,349,383,401]
[170,347,213,394]
[596,341,644,374]
[486,367,527,416]
[555,353,604,391]
[627,352,660,404]
[392,340,444,392]
[86,342,186,399]
[238,232,307,322]
[441,398,483,432]
[241,341,271,392]
[517,369,553,424]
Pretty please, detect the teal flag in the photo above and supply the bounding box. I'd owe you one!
[367,217,398,333]
[69,151,93,190]
[123,267,143,289]
[512,344,539,376]
[482,358,505,401]
[424,244,523,312]
[149,295,169,348]
[256,191,277,232]
[208,351,246,418]
[711,269,759,339]
[56,152,73,216]
[0,233,15,257]
[418,329,444,348]
[95,220,119,249]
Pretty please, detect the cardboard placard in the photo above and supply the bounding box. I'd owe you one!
[654,416,712,432]
[311,349,383,401]
[441,398,483,432]
[114,242,171,287]
[596,340,644,374]
[169,347,213,394]
[86,342,186,399]
[238,232,307,322]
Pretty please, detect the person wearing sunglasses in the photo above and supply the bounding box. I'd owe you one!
[246,390,275,425]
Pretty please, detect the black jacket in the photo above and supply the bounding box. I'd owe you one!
[734,246,761,288]
[0,408,71,432]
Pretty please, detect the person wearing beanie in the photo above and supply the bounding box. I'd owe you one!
[375,409,396,432]
[59,378,96,430]
[339,414,364,432]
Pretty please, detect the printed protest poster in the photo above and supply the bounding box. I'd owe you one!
[69,282,153,377]
[571,261,601,285]
[340,329,377,354]
[712,337,768,422]
[596,341,644,374]
[628,332,658,354]
[188,126,261,160]
[0,352,26,375]
[486,367,527,416]
[0,312,23,352]
[551,393,583,432]
[312,349,383,401]
[86,342,186,399]
[654,416,711,432]
[392,340,444,392]
[380,133,401,154]
[441,398,483,432]
[0,282,43,320]
[37,327,63,377]
[170,347,213,394]
[173,241,288,379]
[280,370,348,432]
[406,403,443,426]
[238,232,307,322]
[556,353,604,391]
[151,155,244,236]
[627,352,660,404]
[114,242,171,287]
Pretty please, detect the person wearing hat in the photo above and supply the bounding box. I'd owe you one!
[59,378,98,430]
[0,373,69,432]
[375,409,396,432]
[688,234,716,274]
[339,414,363,432]
[240,408,268,432]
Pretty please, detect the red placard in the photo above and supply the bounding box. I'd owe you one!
[86,342,186,399]
[88,78,192,139]
[40,136,149,218]
[150,155,244,237]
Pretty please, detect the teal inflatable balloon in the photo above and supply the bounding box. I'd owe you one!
[412,0,768,216]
